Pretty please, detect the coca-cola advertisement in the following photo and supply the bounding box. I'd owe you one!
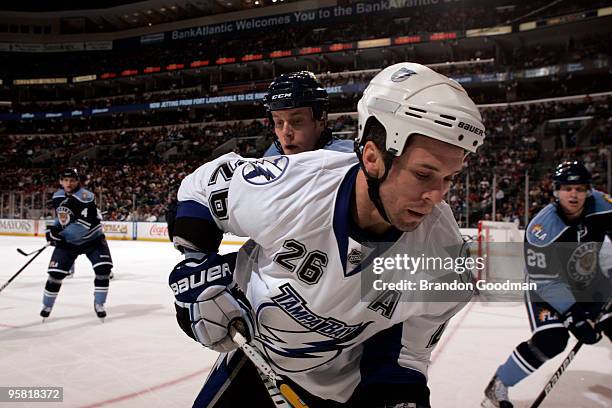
[149,224,168,237]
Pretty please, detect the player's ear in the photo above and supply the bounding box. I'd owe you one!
[362,141,385,178]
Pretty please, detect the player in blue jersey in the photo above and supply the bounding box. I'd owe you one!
[483,161,611,408]
[261,71,353,157]
[41,168,114,321]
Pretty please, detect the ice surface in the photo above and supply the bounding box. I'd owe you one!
[0,237,609,407]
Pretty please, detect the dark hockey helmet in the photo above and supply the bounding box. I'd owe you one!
[263,71,328,121]
[60,168,80,181]
[552,161,592,189]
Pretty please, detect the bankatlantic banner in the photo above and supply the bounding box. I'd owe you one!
[168,0,460,41]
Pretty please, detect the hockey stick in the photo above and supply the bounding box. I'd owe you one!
[17,244,49,256]
[231,328,309,408]
[0,244,49,293]
[529,297,612,408]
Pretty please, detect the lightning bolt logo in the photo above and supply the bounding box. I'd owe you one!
[242,156,289,185]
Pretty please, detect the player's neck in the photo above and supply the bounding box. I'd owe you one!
[561,207,584,222]
[352,171,393,235]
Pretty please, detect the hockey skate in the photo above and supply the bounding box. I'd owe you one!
[94,303,106,321]
[482,375,513,408]
[40,305,53,321]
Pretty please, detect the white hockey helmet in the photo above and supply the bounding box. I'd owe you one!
[356,62,485,155]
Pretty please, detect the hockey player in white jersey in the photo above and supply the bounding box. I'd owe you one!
[166,70,356,405]
[169,71,352,256]
[169,62,486,407]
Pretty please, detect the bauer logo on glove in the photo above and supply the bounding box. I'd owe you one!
[168,252,254,353]
[170,256,234,297]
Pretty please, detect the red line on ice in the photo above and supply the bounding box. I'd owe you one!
[79,366,212,408]
[430,300,475,364]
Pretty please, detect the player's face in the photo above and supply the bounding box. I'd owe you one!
[272,107,325,155]
[60,177,79,193]
[557,184,588,219]
[380,135,464,231]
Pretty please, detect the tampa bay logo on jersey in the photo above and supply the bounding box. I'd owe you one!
[242,156,289,185]
[255,283,371,373]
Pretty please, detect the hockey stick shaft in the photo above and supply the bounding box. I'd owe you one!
[529,297,612,408]
[0,244,49,293]
[232,330,309,408]
[529,340,582,408]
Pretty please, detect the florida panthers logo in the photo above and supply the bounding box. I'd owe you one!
[567,242,598,284]
[531,224,547,241]
[538,308,557,322]
[56,206,73,226]
[254,284,371,373]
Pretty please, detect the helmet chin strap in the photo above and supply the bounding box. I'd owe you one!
[356,147,395,225]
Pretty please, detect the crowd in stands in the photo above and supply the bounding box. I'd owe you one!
[0,116,350,220]
[0,0,608,82]
[1,96,609,226]
[3,64,611,134]
[3,35,609,122]
[1,0,610,225]
[445,97,611,226]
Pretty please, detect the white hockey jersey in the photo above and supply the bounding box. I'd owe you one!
[178,150,473,402]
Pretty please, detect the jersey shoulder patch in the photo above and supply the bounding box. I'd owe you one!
[71,188,94,203]
[526,204,567,247]
[52,189,66,199]
[240,156,289,185]
[586,190,612,217]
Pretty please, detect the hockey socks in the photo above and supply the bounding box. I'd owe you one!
[42,275,64,309]
[94,276,109,306]
[496,341,543,387]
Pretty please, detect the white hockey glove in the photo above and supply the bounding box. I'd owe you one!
[169,252,254,353]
